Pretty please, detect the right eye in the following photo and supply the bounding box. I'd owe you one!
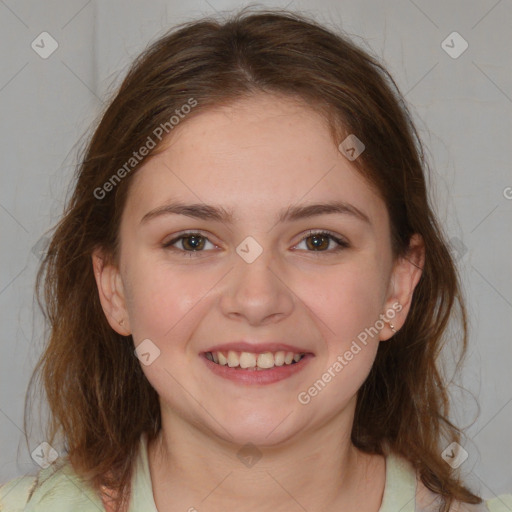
[162,232,217,256]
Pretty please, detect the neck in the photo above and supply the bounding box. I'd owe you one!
[147,407,386,512]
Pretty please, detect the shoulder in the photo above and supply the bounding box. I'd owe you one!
[0,458,104,511]
[0,473,38,511]
[484,494,512,512]
[415,475,512,512]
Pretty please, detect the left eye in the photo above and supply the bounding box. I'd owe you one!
[294,230,349,252]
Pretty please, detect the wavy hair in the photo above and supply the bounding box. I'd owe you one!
[25,7,480,512]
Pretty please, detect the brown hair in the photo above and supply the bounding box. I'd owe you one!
[25,6,481,512]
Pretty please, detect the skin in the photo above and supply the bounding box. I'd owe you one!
[93,93,424,512]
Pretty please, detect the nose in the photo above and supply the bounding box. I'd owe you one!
[219,245,295,326]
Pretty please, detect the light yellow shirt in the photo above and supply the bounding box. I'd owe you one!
[1,433,511,511]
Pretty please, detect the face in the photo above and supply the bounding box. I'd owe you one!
[93,93,422,447]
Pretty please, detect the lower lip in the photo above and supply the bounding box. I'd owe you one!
[201,354,314,385]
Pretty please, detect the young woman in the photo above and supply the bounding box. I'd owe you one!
[1,7,510,512]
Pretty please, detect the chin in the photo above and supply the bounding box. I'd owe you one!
[207,409,302,448]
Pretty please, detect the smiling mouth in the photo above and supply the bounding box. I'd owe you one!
[204,350,307,370]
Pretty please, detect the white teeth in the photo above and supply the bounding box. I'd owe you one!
[274,351,285,366]
[284,352,294,364]
[257,352,275,369]
[239,352,256,368]
[227,350,239,367]
[218,352,227,365]
[206,350,305,369]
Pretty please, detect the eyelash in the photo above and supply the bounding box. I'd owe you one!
[162,230,349,257]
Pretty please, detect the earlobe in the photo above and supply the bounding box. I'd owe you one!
[380,234,425,341]
[91,249,131,336]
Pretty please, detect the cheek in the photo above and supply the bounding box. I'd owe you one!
[296,262,387,345]
[294,266,385,413]
[123,256,211,342]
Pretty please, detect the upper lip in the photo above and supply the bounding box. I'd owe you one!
[202,341,314,355]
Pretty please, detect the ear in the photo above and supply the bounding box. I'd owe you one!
[92,248,131,336]
[380,233,425,341]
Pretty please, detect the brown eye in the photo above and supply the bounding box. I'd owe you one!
[305,233,330,251]
[180,234,206,251]
[163,232,215,254]
[295,230,349,253]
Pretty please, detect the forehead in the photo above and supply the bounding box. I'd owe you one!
[123,94,387,227]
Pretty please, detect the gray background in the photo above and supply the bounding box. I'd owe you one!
[1,0,511,500]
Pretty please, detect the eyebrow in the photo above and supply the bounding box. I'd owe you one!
[140,199,371,225]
